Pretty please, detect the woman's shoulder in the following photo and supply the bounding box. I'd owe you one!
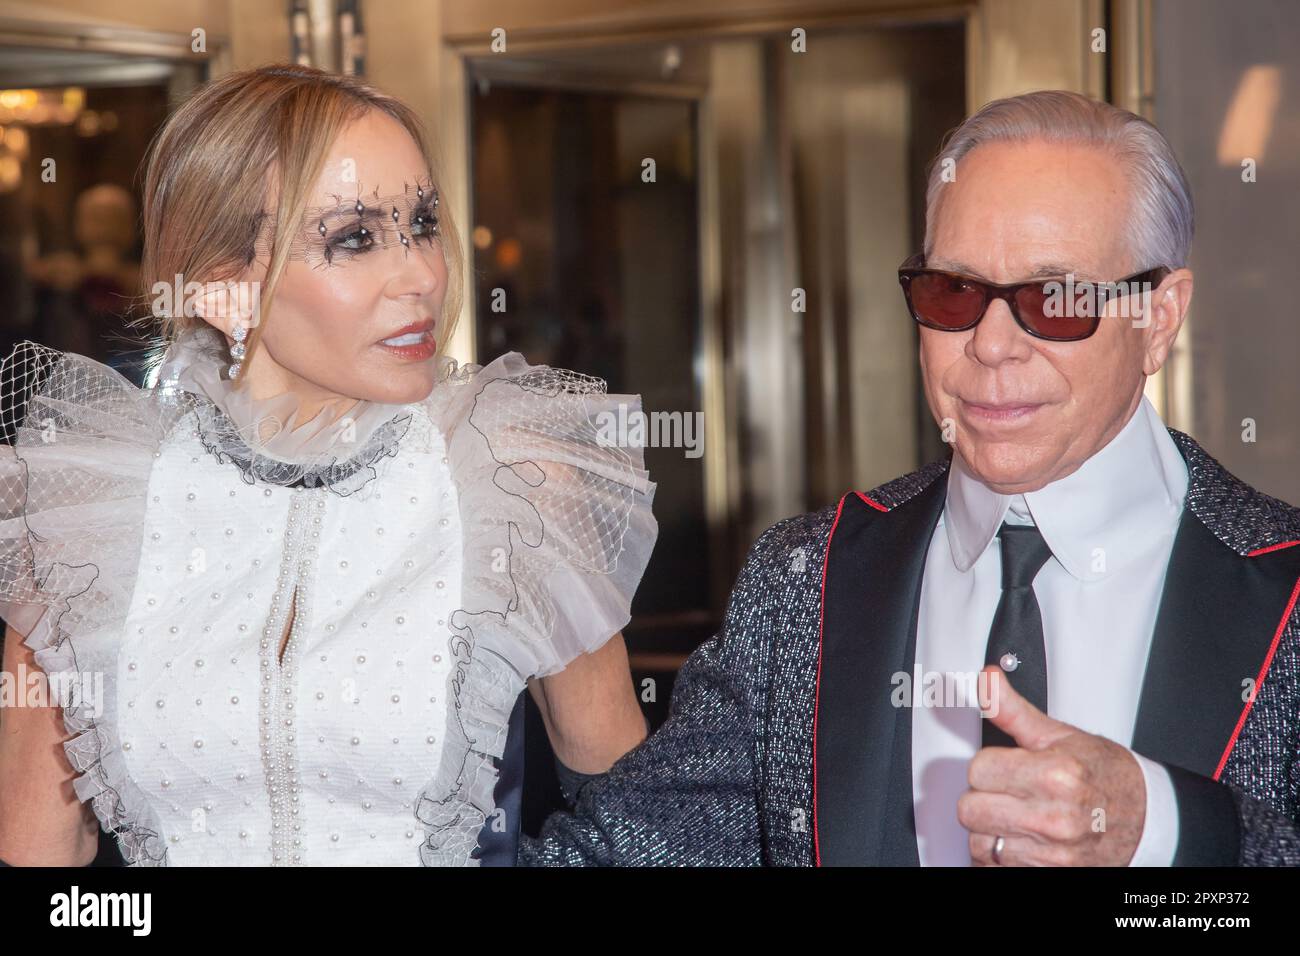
[423,348,653,502]
[421,350,650,469]
[423,349,660,678]
[423,350,609,416]
[1,338,189,446]
[0,340,175,642]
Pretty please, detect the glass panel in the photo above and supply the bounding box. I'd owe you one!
[781,25,966,503]
[470,84,710,627]
[0,48,198,389]
[1153,0,1300,503]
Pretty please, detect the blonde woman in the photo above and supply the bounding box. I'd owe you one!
[0,64,657,866]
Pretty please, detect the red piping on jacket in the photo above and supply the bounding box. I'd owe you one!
[1214,567,1300,779]
[813,491,889,866]
[812,498,1300,840]
[1248,540,1300,557]
[854,491,889,513]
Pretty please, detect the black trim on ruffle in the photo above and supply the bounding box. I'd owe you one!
[190,399,413,495]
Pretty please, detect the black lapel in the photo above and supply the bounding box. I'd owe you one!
[814,475,947,866]
[1132,508,1300,780]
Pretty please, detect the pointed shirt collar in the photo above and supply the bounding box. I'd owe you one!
[943,396,1189,581]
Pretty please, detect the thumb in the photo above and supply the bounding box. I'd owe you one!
[979,665,1072,750]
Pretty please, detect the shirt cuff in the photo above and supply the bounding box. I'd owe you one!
[1128,749,1179,866]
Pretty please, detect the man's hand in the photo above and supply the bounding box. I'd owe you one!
[958,664,1147,866]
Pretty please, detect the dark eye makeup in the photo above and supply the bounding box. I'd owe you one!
[253,177,442,267]
[319,196,440,265]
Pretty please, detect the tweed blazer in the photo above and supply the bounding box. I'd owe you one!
[520,430,1300,866]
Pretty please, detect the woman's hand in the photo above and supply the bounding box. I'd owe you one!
[528,633,647,774]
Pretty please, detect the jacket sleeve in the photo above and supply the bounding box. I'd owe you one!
[517,521,791,866]
[1156,763,1300,865]
[1230,786,1300,865]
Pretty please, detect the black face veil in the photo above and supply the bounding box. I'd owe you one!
[252,175,441,268]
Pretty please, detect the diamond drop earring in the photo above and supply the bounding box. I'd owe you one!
[227,322,248,380]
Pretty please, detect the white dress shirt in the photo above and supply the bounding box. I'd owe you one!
[911,395,1187,866]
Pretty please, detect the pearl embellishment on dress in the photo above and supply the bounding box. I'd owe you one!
[258,489,327,866]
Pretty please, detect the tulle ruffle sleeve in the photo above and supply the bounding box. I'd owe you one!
[0,341,177,865]
[414,351,658,864]
[432,352,658,678]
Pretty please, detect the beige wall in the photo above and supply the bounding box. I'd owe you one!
[966,0,1104,108]
[0,0,227,36]
[442,0,965,46]
[223,0,286,69]
[2,0,1100,102]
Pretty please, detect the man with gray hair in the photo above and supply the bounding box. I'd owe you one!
[522,90,1300,866]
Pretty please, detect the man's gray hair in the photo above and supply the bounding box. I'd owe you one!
[924,89,1194,270]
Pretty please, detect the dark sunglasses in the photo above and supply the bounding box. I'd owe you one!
[897,254,1171,342]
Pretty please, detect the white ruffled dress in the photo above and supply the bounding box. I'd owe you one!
[0,326,657,866]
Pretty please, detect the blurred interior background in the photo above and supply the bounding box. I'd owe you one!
[1,0,1297,835]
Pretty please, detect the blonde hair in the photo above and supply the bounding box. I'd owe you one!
[139,63,464,383]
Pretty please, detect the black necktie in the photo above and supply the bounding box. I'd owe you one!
[982,522,1054,749]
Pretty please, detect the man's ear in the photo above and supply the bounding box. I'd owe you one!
[1140,267,1193,376]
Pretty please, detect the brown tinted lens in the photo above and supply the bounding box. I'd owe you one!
[1015,282,1097,340]
[909,272,986,329]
